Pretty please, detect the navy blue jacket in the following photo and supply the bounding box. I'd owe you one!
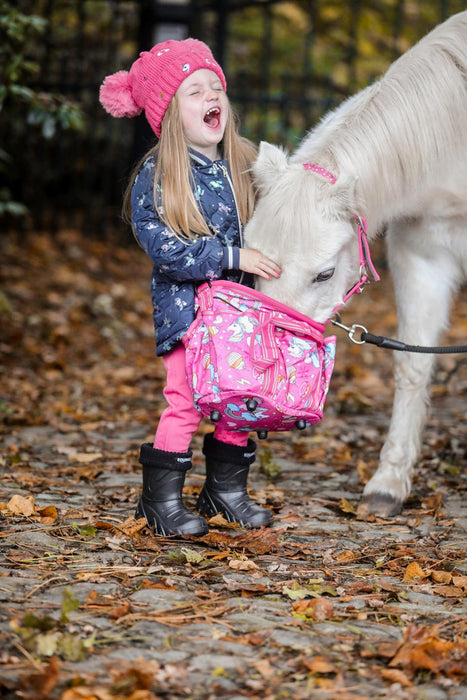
[131,149,253,355]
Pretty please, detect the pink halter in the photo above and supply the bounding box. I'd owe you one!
[303,163,380,318]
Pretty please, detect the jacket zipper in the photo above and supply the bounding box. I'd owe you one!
[219,163,245,285]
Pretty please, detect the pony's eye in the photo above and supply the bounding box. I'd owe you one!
[313,268,335,283]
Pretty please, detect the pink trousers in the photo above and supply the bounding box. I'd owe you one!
[154,344,249,452]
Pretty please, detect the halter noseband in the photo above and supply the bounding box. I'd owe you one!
[303,163,380,317]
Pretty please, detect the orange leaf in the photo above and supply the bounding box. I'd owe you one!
[339,497,356,515]
[93,520,115,531]
[292,597,334,620]
[453,575,467,590]
[336,549,356,563]
[432,585,464,598]
[430,570,452,584]
[389,625,467,677]
[116,516,148,537]
[107,602,132,620]
[37,505,58,524]
[302,655,336,674]
[402,561,427,582]
[20,657,61,699]
[207,513,238,528]
[381,668,413,686]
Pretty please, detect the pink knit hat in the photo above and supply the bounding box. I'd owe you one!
[99,38,226,138]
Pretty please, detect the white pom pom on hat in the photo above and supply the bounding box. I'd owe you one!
[99,38,226,138]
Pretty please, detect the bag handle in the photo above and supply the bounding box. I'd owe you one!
[252,310,324,365]
[251,309,325,395]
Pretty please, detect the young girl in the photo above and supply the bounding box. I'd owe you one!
[99,38,281,537]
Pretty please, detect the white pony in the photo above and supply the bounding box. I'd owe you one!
[244,11,467,518]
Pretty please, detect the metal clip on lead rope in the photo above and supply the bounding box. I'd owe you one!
[331,314,467,354]
[331,315,367,345]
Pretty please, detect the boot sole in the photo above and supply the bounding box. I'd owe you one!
[136,500,208,537]
[197,489,273,529]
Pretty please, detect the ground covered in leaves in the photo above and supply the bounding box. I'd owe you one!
[0,230,466,700]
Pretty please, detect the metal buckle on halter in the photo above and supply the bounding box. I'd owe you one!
[356,265,369,291]
[355,215,379,283]
[329,215,378,319]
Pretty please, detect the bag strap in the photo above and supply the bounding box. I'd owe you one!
[195,282,213,312]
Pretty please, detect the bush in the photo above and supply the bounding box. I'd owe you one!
[0,0,84,219]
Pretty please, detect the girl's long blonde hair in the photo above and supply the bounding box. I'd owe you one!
[123,93,257,242]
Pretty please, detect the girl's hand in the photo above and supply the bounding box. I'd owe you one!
[239,249,281,280]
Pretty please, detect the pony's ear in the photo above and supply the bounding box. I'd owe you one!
[327,174,359,217]
[253,141,289,193]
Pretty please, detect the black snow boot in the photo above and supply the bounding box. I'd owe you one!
[135,443,208,536]
[197,434,273,528]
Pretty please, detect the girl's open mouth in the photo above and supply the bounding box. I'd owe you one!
[204,107,221,128]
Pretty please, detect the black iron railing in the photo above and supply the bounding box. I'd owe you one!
[3,0,463,234]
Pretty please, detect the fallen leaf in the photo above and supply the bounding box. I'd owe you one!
[380,668,413,686]
[282,583,311,600]
[301,655,336,674]
[228,555,259,572]
[432,585,464,598]
[181,547,206,564]
[339,497,356,515]
[207,513,238,528]
[252,658,275,679]
[402,561,428,582]
[7,494,36,516]
[37,505,58,524]
[430,570,452,584]
[67,452,103,463]
[107,602,132,620]
[94,520,115,531]
[389,624,467,678]
[18,656,60,699]
[336,549,356,563]
[293,597,334,620]
[115,517,148,538]
[453,575,467,589]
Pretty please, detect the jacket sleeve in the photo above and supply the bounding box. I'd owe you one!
[131,158,240,282]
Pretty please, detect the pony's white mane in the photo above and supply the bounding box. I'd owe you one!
[291,12,467,231]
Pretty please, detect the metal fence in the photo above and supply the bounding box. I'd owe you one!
[6,0,465,235]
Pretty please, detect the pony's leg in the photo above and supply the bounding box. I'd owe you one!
[358,218,458,518]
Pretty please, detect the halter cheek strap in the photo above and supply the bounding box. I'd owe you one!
[303,163,380,318]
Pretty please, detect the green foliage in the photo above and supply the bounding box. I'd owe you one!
[60,587,81,624]
[0,0,84,218]
[258,447,282,479]
[223,0,461,146]
[10,589,89,661]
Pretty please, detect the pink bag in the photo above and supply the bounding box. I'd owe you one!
[183,281,336,435]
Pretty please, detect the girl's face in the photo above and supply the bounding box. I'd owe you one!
[176,69,228,160]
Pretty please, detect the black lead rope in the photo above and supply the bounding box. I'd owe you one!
[360,331,467,354]
[331,317,467,354]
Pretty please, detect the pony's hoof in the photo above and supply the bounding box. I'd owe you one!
[357,492,403,519]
